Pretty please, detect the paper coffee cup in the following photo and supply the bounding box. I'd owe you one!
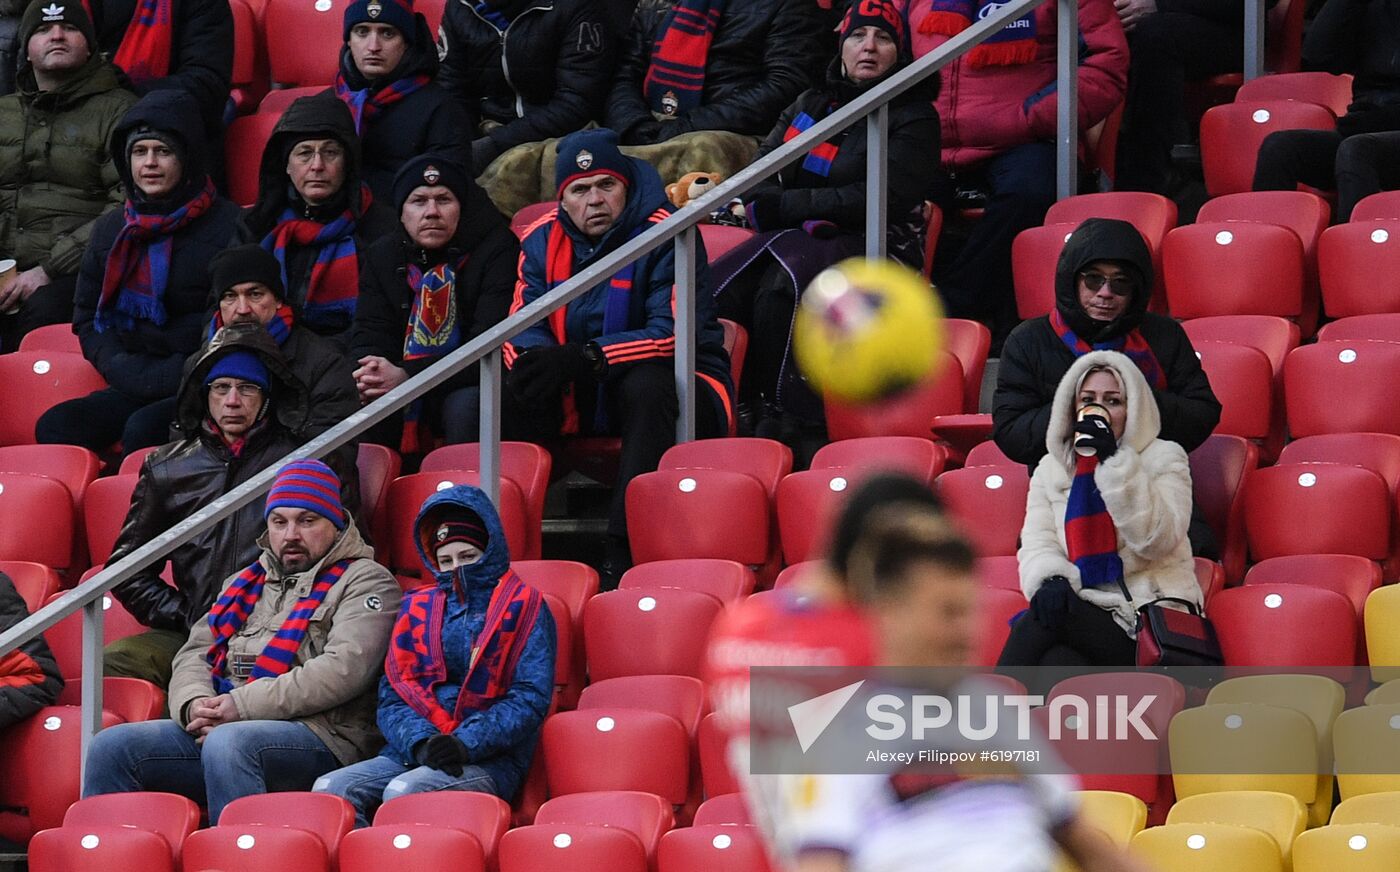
[0,260,17,315]
[1075,403,1109,457]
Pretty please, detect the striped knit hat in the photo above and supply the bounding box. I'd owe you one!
[265,459,346,530]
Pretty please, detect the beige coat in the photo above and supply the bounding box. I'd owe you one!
[1018,351,1201,635]
[168,521,401,765]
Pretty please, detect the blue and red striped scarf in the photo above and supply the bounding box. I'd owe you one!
[1051,309,1168,391]
[917,0,1037,68]
[88,0,173,84]
[398,256,469,453]
[643,0,727,117]
[207,303,296,346]
[782,109,842,178]
[260,186,371,331]
[205,558,353,693]
[1064,454,1125,594]
[385,570,543,734]
[334,73,432,135]
[95,179,216,334]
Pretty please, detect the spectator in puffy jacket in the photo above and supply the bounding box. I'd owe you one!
[603,0,825,181]
[436,0,614,216]
[897,0,1128,344]
[0,0,135,353]
[313,484,555,825]
[0,570,63,730]
[1253,0,1400,221]
[36,89,241,453]
[333,0,471,202]
[84,459,401,823]
[241,93,398,347]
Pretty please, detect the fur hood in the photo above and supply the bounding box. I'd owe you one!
[1045,350,1161,474]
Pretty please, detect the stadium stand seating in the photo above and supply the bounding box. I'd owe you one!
[809,436,947,483]
[934,465,1030,558]
[339,825,486,872]
[1163,222,1305,320]
[1294,823,1400,872]
[619,559,754,602]
[1234,71,1353,116]
[583,588,722,682]
[1199,100,1336,196]
[385,471,530,571]
[0,353,107,447]
[60,792,200,866]
[28,825,175,872]
[372,791,511,869]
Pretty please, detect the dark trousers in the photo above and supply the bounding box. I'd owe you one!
[1253,129,1400,222]
[502,360,727,538]
[933,141,1058,339]
[1115,13,1246,193]
[0,275,78,354]
[35,389,176,455]
[997,595,1137,695]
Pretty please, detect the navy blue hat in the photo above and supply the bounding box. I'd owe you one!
[393,154,471,214]
[206,350,270,390]
[344,0,415,44]
[555,128,633,198]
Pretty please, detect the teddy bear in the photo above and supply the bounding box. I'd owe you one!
[665,171,724,208]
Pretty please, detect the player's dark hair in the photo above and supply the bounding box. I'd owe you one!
[827,473,944,579]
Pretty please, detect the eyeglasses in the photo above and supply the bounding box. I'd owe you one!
[289,145,346,165]
[1079,271,1135,296]
[208,381,264,399]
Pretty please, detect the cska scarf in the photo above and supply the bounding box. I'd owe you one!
[260,186,372,331]
[385,570,543,734]
[398,255,468,453]
[207,303,296,346]
[334,72,432,134]
[782,109,842,178]
[1064,453,1125,594]
[1050,308,1168,391]
[108,0,173,84]
[918,0,1037,68]
[96,178,216,334]
[205,558,353,693]
[643,0,727,118]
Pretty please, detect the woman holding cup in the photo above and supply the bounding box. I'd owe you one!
[997,350,1200,676]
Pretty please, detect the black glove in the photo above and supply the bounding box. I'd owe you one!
[1029,575,1074,629]
[415,734,470,777]
[626,121,664,145]
[1073,415,1117,460]
[744,194,782,232]
[509,343,594,408]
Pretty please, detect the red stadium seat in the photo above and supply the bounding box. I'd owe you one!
[1317,312,1400,343]
[578,675,707,738]
[1012,223,1077,320]
[542,710,689,803]
[1193,341,1275,444]
[1319,220,1400,317]
[83,474,137,566]
[1277,435,1400,576]
[263,0,348,86]
[935,465,1029,557]
[943,318,992,413]
[1245,554,1381,619]
[1200,100,1336,196]
[510,202,556,239]
[1350,190,1400,222]
[973,587,1027,667]
[117,446,158,475]
[29,825,174,872]
[931,412,996,466]
[357,443,401,546]
[16,323,80,354]
[977,555,1022,592]
[1189,434,1258,584]
[659,438,792,500]
[1195,557,1225,606]
[535,791,674,860]
[1180,315,1300,379]
[0,352,107,446]
[965,440,1015,467]
[1245,463,1390,563]
[0,474,74,571]
[1,561,58,612]
[44,586,147,688]
[719,318,748,394]
[62,792,199,865]
[620,559,754,602]
[256,84,327,115]
[513,560,597,708]
[1235,71,1353,116]
[415,0,446,33]
[658,825,772,872]
[1163,222,1305,320]
[340,825,483,872]
[498,824,647,872]
[224,111,282,207]
[420,443,551,556]
[698,224,756,260]
[183,824,329,872]
[0,706,122,844]
[625,469,769,566]
[694,793,752,827]
[372,792,509,870]
[697,713,739,799]
[810,436,947,484]
[776,466,882,565]
[1285,340,1400,437]
[229,0,268,114]
[0,446,99,550]
[541,593,574,709]
[91,676,165,723]
[385,471,530,573]
[1210,584,1358,666]
[822,351,964,440]
[218,792,354,867]
[583,588,723,681]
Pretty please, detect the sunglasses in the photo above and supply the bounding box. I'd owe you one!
[1079,271,1135,296]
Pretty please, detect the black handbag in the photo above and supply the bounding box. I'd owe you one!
[1134,597,1222,668]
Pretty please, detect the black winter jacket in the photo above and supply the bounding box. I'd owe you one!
[605,0,824,144]
[337,14,472,198]
[437,0,614,170]
[993,218,1221,468]
[74,91,242,404]
[0,572,62,730]
[110,325,358,632]
[1302,0,1400,136]
[1155,0,1278,26]
[349,181,518,396]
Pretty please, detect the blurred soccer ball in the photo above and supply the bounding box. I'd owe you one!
[794,258,945,403]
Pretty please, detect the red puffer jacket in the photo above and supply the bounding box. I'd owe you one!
[897,0,1128,171]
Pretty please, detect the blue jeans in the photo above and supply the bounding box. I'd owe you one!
[82,719,341,822]
[312,754,497,828]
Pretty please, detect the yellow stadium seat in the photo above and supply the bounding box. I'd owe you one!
[1131,822,1284,872]
[1331,792,1400,826]
[1364,680,1400,706]
[1293,823,1400,871]
[1334,704,1400,800]
[1053,791,1149,872]
[1169,704,1320,805]
[1365,586,1400,683]
[1167,791,1306,871]
[1206,675,1345,825]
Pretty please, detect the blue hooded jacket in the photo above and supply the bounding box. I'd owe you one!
[375,485,556,800]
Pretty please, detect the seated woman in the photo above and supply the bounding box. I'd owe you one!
[710,0,940,448]
[998,350,1200,682]
[312,483,555,827]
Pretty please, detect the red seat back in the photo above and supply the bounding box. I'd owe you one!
[1285,340,1400,437]
[935,465,1030,557]
[63,792,200,864]
[578,675,707,737]
[183,824,329,872]
[0,561,58,612]
[1200,100,1336,196]
[1180,315,1300,379]
[1211,584,1358,666]
[693,792,751,827]
[1319,221,1400,317]
[372,792,509,869]
[1317,313,1400,343]
[0,474,74,570]
[658,438,792,501]
[697,713,739,799]
[1245,463,1391,561]
[625,469,769,565]
[542,710,690,803]
[775,466,881,565]
[1244,554,1382,619]
[1235,71,1352,116]
[218,792,354,867]
[263,0,349,86]
[535,791,674,860]
[619,559,754,602]
[1350,190,1400,222]
[0,353,107,446]
[973,587,1027,667]
[498,824,648,872]
[224,111,282,207]
[658,825,772,872]
[16,323,80,354]
[698,224,756,260]
[256,84,328,115]
[1012,223,1077,320]
[29,824,174,872]
[943,318,992,413]
[83,474,138,566]
[0,706,122,843]
[421,442,552,560]
[810,436,947,484]
[340,826,484,872]
[1163,222,1305,319]
[822,351,964,439]
[1189,434,1258,584]
[583,589,723,681]
[1193,341,1274,441]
